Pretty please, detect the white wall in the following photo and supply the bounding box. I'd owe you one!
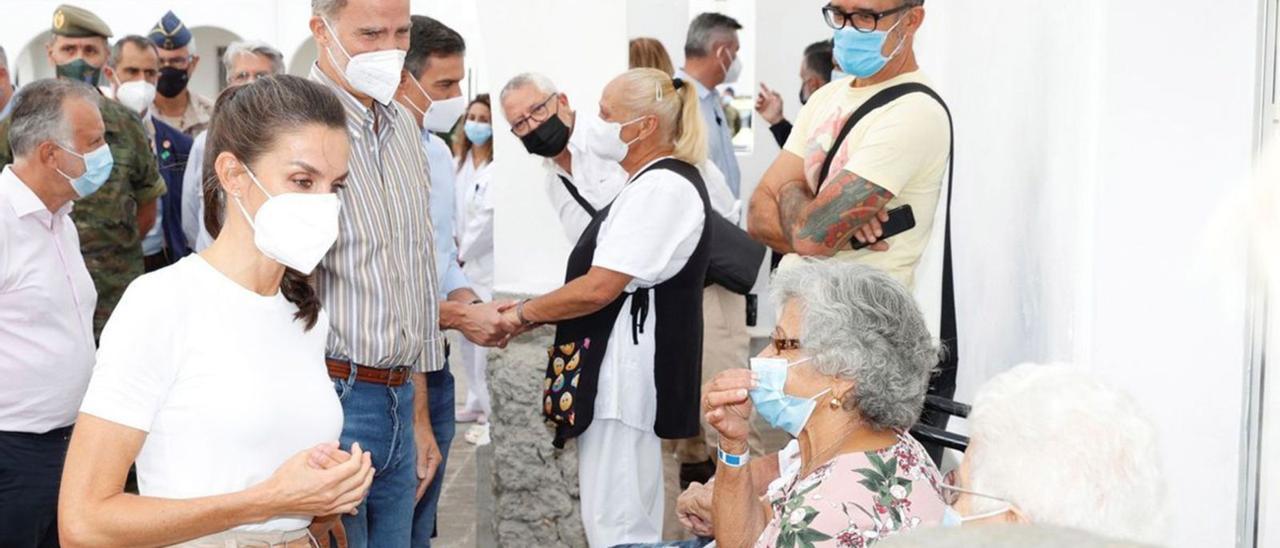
[483,0,628,295]
[920,0,1259,545]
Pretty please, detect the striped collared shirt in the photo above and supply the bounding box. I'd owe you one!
[310,65,443,373]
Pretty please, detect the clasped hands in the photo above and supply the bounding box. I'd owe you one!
[454,300,541,348]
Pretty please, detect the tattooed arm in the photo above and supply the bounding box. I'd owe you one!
[777,170,894,257]
[746,152,807,253]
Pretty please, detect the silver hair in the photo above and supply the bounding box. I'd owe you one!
[8,79,100,157]
[221,40,285,81]
[311,0,348,17]
[877,523,1154,548]
[499,72,559,106]
[684,12,742,58]
[0,45,7,70]
[770,259,939,430]
[965,364,1167,544]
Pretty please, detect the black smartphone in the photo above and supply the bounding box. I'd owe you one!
[850,205,916,250]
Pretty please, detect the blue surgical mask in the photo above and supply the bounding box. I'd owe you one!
[464,120,493,145]
[56,142,114,198]
[832,15,908,79]
[749,356,830,437]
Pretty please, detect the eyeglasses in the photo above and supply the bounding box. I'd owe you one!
[822,3,913,32]
[509,93,559,137]
[769,326,802,353]
[938,470,1013,506]
[158,54,193,70]
[230,71,272,85]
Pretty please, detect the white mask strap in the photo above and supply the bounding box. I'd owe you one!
[321,17,354,65]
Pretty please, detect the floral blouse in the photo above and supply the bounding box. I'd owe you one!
[754,432,946,548]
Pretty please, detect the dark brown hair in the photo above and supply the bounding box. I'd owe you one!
[202,74,347,330]
[452,93,491,172]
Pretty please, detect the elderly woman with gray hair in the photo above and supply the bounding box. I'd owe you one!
[701,259,945,548]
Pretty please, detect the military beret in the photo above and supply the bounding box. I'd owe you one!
[148,10,192,50]
[51,4,113,39]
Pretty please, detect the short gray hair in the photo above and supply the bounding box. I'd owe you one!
[311,0,348,17]
[9,79,100,157]
[221,40,285,80]
[966,364,1166,543]
[499,72,558,107]
[771,260,939,430]
[684,12,742,57]
[109,35,158,69]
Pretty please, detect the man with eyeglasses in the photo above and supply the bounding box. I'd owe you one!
[179,40,286,253]
[147,11,214,135]
[499,72,630,244]
[747,0,956,459]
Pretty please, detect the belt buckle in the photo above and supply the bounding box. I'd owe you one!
[387,365,411,386]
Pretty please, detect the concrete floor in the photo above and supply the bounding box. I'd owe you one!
[433,334,488,548]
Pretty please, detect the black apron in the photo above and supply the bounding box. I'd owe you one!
[542,158,713,448]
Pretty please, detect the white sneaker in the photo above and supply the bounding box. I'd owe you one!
[464,423,491,446]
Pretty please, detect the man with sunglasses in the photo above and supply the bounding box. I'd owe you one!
[499,72,630,244]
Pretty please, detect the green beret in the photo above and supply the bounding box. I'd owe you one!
[52,4,113,39]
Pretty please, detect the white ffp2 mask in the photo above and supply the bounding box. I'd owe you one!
[233,164,341,274]
[323,17,406,105]
[114,79,157,115]
[583,114,646,164]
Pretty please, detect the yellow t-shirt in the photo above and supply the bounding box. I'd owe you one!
[780,71,950,290]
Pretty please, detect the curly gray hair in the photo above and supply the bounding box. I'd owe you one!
[771,259,940,430]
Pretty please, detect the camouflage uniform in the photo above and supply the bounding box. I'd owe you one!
[0,97,166,337]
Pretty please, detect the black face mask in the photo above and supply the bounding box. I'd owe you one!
[156,67,190,98]
[799,88,811,106]
[520,111,572,158]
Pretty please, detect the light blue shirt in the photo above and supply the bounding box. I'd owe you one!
[677,68,741,197]
[422,130,470,298]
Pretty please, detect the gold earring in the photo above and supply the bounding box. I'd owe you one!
[829,395,842,410]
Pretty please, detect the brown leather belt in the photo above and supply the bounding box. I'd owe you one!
[326,358,413,387]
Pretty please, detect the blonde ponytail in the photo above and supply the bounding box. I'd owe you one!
[672,79,707,166]
[612,68,708,166]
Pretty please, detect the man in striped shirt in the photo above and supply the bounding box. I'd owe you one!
[308,0,444,546]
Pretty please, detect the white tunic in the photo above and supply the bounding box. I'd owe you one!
[589,156,706,431]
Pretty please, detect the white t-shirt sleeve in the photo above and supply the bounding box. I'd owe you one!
[593,171,705,287]
[79,277,178,432]
[698,161,740,222]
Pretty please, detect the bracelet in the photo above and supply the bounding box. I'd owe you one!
[515,299,533,326]
[717,444,749,468]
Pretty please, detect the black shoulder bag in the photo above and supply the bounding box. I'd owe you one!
[820,83,958,463]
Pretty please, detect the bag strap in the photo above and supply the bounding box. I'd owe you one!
[558,175,598,217]
[817,82,958,378]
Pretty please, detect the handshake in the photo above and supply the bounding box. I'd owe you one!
[447,299,543,348]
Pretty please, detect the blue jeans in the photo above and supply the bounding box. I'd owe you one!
[412,363,456,546]
[333,368,419,548]
[0,426,71,548]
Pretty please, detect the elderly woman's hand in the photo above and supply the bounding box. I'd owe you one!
[703,369,756,451]
[677,480,716,537]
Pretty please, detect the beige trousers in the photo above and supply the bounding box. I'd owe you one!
[169,529,314,548]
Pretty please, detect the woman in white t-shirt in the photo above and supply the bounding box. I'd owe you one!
[58,76,373,547]
[496,68,712,548]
